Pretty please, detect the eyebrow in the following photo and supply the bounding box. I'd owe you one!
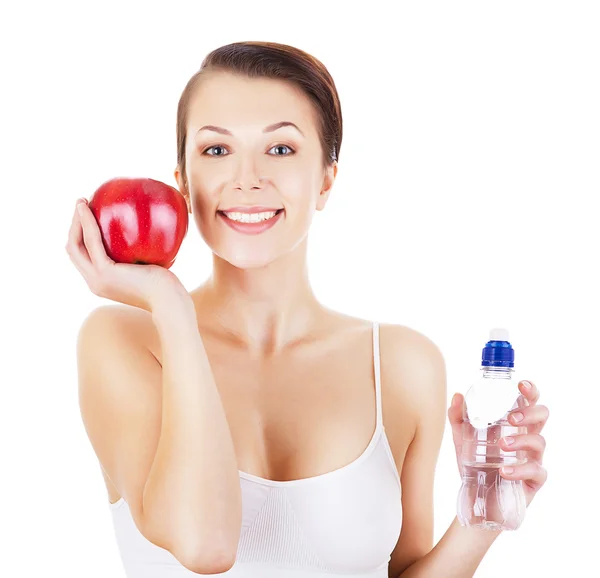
[196,121,305,138]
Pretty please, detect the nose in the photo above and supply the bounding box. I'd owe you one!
[233,155,264,191]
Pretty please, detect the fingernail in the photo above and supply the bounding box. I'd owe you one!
[77,203,85,215]
[522,381,532,389]
[511,412,524,423]
[502,466,514,475]
[503,436,515,445]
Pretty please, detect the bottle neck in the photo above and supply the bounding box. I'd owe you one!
[481,366,514,379]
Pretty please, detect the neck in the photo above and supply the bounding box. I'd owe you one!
[193,237,325,356]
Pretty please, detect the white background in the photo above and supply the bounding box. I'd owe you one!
[1,1,598,576]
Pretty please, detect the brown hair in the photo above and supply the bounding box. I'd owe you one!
[176,41,343,189]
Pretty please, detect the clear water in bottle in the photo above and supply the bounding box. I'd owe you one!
[456,328,528,531]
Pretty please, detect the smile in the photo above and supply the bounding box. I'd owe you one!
[217,209,284,235]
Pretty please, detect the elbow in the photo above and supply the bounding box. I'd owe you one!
[174,543,236,575]
[140,490,241,573]
[140,494,241,573]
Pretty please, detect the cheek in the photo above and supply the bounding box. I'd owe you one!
[189,192,216,233]
[191,194,204,215]
[277,170,320,204]
[189,173,219,199]
[190,199,217,245]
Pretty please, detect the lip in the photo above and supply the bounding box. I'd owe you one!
[218,209,284,235]
[219,206,283,214]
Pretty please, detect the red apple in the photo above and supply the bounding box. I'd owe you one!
[88,177,189,268]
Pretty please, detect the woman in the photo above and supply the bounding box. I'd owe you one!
[66,41,549,577]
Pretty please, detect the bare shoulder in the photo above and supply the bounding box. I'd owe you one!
[377,322,448,448]
[79,302,154,333]
[378,322,447,398]
[322,310,447,432]
[78,303,158,355]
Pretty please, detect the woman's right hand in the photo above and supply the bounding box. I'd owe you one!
[65,197,190,312]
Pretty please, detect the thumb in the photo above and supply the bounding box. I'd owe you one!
[448,393,466,472]
[447,392,465,426]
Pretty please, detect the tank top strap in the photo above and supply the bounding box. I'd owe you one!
[372,320,383,431]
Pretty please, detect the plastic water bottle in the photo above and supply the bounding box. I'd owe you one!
[456,328,528,531]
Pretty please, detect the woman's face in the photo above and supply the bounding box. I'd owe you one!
[175,72,336,269]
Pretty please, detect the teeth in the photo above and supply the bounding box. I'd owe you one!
[223,210,278,223]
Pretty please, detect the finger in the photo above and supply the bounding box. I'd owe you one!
[500,461,548,490]
[66,201,95,278]
[448,394,467,469]
[78,200,113,268]
[447,393,464,425]
[500,433,546,464]
[66,199,86,250]
[508,404,549,434]
[519,380,540,405]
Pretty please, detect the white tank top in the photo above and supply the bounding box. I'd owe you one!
[108,321,402,577]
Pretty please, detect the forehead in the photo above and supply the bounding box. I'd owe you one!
[187,72,318,137]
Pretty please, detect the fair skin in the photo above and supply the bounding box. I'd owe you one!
[175,71,339,354]
[74,72,548,577]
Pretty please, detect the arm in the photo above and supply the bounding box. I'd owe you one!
[77,299,241,574]
[382,326,501,578]
[398,517,501,578]
[143,296,242,569]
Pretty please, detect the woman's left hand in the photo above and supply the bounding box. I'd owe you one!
[448,380,549,507]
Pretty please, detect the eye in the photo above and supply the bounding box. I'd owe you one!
[268,144,295,156]
[203,145,229,157]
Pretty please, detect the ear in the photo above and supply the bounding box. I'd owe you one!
[174,167,192,213]
[316,162,338,211]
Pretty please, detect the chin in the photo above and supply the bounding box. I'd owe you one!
[219,249,281,270]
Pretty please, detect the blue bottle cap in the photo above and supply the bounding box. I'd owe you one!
[482,327,514,367]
